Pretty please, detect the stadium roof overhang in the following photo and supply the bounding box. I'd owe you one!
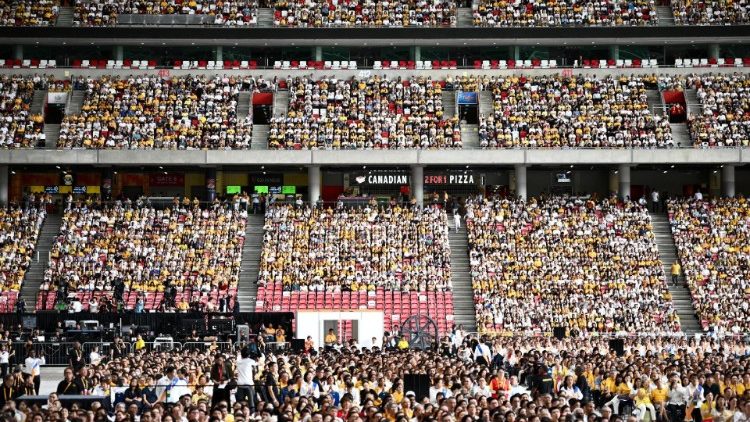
[0,26,748,46]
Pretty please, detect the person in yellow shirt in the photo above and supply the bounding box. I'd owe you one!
[134,335,146,352]
[635,380,656,421]
[324,329,337,351]
[671,260,682,285]
[397,336,409,350]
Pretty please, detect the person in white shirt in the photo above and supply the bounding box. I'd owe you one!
[474,339,492,366]
[454,212,461,231]
[471,378,493,398]
[157,366,182,404]
[235,347,257,411]
[667,377,689,422]
[24,350,45,394]
[0,344,14,378]
[70,300,82,313]
[694,190,703,201]
[89,346,101,366]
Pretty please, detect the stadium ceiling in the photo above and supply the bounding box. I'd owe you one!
[0,26,749,46]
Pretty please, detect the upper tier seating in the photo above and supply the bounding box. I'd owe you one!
[472,0,656,26]
[74,0,258,26]
[255,203,454,333]
[0,205,46,312]
[687,74,750,147]
[269,75,460,149]
[0,75,50,149]
[273,0,456,27]
[0,0,58,26]
[38,202,246,311]
[672,0,750,25]
[668,198,750,334]
[478,74,674,148]
[466,195,679,335]
[57,75,253,150]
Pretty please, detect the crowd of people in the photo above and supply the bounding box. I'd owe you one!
[0,206,45,296]
[472,0,657,27]
[466,195,680,335]
[58,75,254,150]
[3,331,747,422]
[273,0,456,27]
[39,200,247,311]
[258,203,452,292]
[478,74,674,148]
[672,0,750,25]
[0,75,48,149]
[269,75,461,149]
[686,74,749,148]
[0,0,58,26]
[667,198,750,334]
[74,0,258,27]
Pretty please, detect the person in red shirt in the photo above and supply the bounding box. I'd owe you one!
[490,371,510,399]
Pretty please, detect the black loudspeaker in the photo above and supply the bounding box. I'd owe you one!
[404,374,430,402]
[553,327,565,340]
[609,339,625,356]
[291,338,306,353]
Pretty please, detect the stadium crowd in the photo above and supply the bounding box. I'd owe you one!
[672,0,750,25]
[269,76,460,149]
[466,195,679,335]
[40,200,247,311]
[478,74,674,148]
[258,203,452,292]
[667,197,750,334]
[0,75,50,149]
[0,0,58,26]
[58,75,253,150]
[272,0,456,27]
[472,0,657,27]
[74,0,258,27]
[5,332,749,421]
[0,205,45,296]
[687,74,750,148]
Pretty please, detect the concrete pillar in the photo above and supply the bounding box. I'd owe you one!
[206,168,217,202]
[618,164,631,201]
[722,165,735,198]
[609,45,620,61]
[314,46,323,62]
[514,165,527,200]
[512,46,520,61]
[413,46,421,62]
[709,43,720,60]
[411,165,424,207]
[308,166,321,204]
[114,46,124,61]
[0,166,7,206]
[216,46,223,62]
[13,45,22,60]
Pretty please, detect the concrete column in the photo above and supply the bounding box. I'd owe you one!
[308,166,321,204]
[215,46,223,62]
[0,166,8,206]
[206,168,217,202]
[709,43,720,60]
[314,46,323,61]
[411,165,424,208]
[514,165,527,200]
[512,46,520,61]
[618,164,631,201]
[114,46,124,61]
[413,46,421,62]
[609,45,620,61]
[722,165,735,198]
[13,45,22,60]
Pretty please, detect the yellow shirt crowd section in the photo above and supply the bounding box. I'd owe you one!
[268,75,460,150]
[42,205,246,298]
[467,196,679,335]
[668,197,750,333]
[259,204,451,292]
[58,75,253,150]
